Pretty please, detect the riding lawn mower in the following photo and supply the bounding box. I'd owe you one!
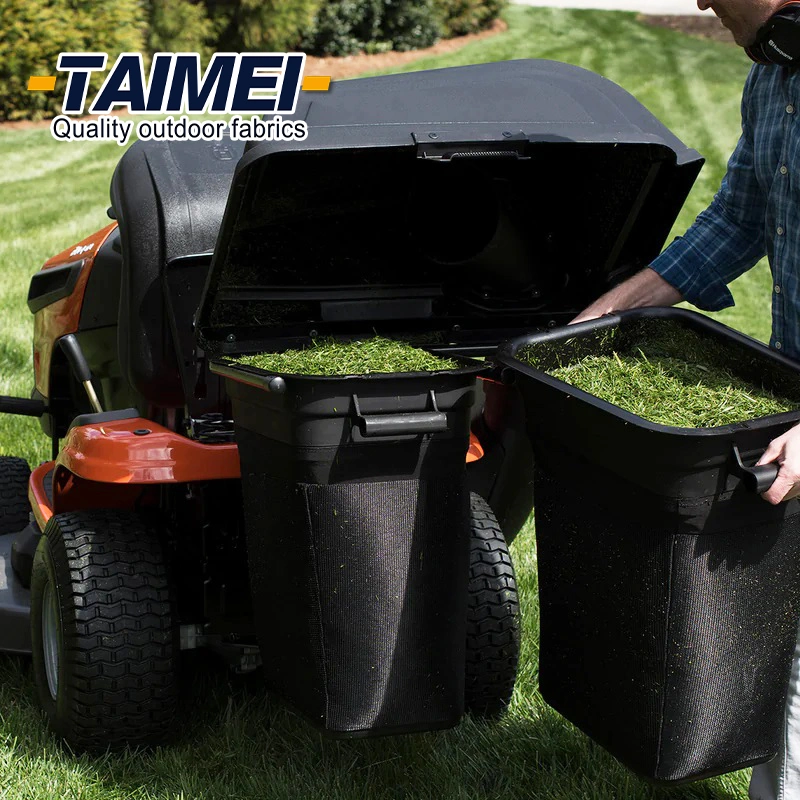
[0,59,702,751]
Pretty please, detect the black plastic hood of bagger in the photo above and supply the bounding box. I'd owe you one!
[283,58,700,156]
[197,59,704,356]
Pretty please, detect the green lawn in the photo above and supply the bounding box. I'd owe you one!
[0,6,772,799]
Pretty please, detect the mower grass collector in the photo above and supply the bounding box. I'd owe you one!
[518,320,798,427]
[497,308,800,782]
[215,335,489,735]
[0,59,712,771]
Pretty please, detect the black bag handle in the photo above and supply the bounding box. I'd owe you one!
[352,390,448,437]
[729,444,779,494]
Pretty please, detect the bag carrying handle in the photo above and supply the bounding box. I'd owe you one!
[352,390,448,437]
[729,444,779,493]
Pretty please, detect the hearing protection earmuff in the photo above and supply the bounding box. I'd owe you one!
[746,1,800,66]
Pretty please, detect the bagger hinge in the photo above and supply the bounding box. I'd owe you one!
[413,130,529,161]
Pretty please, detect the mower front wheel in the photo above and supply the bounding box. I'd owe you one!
[464,493,520,716]
[30,509,178,750]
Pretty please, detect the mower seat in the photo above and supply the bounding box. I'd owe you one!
[109,138,245,409]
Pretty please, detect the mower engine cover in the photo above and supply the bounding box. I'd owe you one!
[196,58,703,357]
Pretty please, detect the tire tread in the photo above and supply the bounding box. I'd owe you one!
[465,493,520,716]
[35,509,177,750]
[0,456,30,534]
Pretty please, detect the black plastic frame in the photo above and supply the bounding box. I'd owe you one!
[497,306,800,438]
[497,306,800,783]
[27,260,83,314]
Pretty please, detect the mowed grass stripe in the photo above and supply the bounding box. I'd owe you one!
[0,207,112,270]
[0,140,106,186]
[0,8,765,799]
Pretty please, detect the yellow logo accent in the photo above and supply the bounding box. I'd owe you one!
[302,76,331,92]
[28,76,57,91]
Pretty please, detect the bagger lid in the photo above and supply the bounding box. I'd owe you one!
[197,59,703,355]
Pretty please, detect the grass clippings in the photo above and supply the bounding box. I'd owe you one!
[234,336,460,376]
[520,321,798,428]
[549,350,793,427]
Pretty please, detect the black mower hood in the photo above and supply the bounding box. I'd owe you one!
[197,59,704,355]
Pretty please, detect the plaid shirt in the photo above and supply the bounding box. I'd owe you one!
[651,64,800,359]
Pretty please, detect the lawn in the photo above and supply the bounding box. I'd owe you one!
[0,6,769,799]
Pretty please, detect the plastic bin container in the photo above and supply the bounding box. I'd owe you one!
[211,358,482,736]
[496,307,800,783]
[191,59,709,744]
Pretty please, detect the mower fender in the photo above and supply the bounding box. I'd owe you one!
[51,417,241,514]
[29,461,54,531]
[32,223,119,400]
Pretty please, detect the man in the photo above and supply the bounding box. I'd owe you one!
[572,1,800,797]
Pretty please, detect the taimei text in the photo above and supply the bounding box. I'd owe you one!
[57,53,306,115]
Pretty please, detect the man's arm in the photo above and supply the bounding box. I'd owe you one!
[570,70,800,502]
[572,260,800,503]
[571,268,684,324]
[574,66,766,325]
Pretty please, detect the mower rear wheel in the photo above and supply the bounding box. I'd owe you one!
[0,456,31,535]
[30,509,178,750]
[464,493,520,716]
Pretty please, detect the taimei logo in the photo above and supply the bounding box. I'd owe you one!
[28,52,332,146]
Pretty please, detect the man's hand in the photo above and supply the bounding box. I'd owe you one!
[571,267,684,324]
[756,423,800,504]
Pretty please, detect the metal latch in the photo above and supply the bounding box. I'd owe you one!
[413,131,529,161]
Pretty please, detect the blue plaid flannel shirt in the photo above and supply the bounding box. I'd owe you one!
[651,64,800,360]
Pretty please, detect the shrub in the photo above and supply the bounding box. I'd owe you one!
[0,0,145,121]
[147,0,217,58]
[380,0,441,52]
[303,0,440,57]
[210,0,322,51]
[435,0,507,37]
[301,0,382,57]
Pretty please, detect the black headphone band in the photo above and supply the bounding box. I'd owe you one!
[746,2,800,66]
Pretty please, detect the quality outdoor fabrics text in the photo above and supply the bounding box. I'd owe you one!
[49,114,308,146]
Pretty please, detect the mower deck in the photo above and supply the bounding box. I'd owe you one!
[0,532,32,654]
[0,464,53,656]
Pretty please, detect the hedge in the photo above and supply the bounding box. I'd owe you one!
[437,0,507,37]
[0,0,506,120]
[302,0,443,57]
[0,0,145,121]
[212,0,323,52]
[148,0,217,59]
[301,0,384,57]
[302,0,506,57]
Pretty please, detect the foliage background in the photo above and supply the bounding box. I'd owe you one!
[0,0,145,121]
[0,0,506,120]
